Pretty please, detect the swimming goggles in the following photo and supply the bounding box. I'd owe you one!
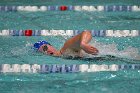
[42,44,54,55]
[42,45,48,52]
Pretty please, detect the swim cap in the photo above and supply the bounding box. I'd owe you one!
[33,40,51,50]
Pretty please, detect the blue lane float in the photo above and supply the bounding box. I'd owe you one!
[118,64,140,70]
[105,5,132,12]
[91,30,106,37]
[68,6,74,11]
[0,6,17,12]
[48,6,59,11]
[10,30,24,36]
[74,30,81,36]
[40,64,79,73]
[32,30,41,36]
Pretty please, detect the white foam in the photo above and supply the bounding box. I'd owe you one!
[11,47,28,56]
[82,41,140,61]
[118,46,140,60]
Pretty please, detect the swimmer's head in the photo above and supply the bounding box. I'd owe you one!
[34,40,57,55]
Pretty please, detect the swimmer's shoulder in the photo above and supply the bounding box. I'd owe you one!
[61,48,82,57]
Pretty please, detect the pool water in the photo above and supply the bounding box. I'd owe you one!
[0,0,140,93]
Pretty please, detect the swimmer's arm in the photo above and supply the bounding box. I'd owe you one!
[53,50,62,57]
[57,31,98,55]
[59,31,94,54]
[59,31,92,55]
[59,41,71,55]
[53,44,70,56]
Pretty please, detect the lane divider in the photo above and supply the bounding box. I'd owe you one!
[1,64,140,73]
[0,5,140,12]
[0,30,139,37]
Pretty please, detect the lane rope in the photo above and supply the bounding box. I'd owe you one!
[1,64,140,73]
[0,30,139,37]
[0,5,140,12]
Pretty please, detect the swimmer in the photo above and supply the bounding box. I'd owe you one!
[34,31,99,57]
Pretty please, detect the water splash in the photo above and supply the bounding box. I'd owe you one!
[11,41,33,56]
[25,41,33,47]
[11,47,28,56]
[83,41,140,61]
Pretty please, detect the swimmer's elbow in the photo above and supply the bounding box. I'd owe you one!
[80,42,86,49]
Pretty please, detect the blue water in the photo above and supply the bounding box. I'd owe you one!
[0,0,140,93]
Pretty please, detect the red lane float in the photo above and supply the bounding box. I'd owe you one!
[60,6,67,11]
[25,30,32,36]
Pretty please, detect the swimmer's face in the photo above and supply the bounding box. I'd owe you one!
[38,44,57,55]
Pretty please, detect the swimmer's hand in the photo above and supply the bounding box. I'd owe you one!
[81,43,99,55]
[53,50,62,57]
